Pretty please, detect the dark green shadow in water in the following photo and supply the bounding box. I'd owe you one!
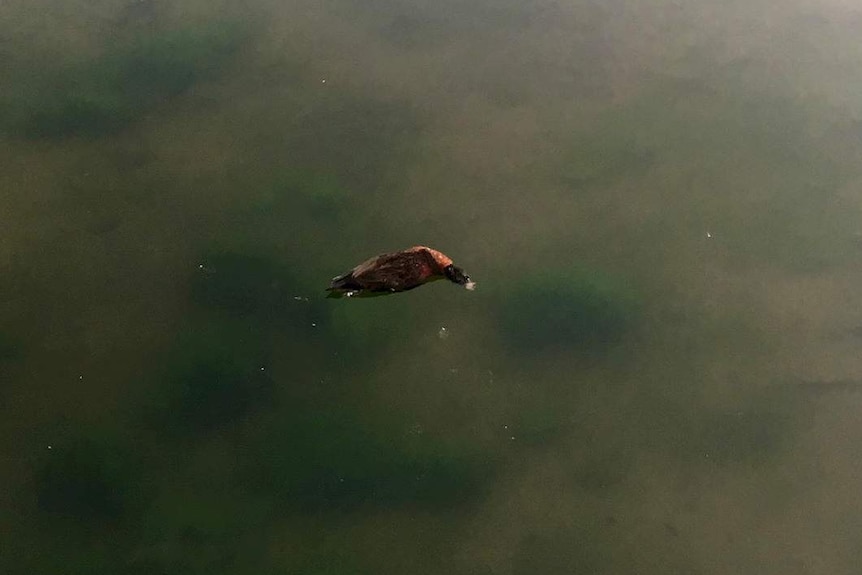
[4,21,246,139]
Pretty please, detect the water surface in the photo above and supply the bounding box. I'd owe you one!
[3,0,862,573]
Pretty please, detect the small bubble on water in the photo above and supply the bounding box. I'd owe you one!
[438,327,449,339]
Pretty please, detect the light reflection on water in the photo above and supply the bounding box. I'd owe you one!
[2,0,862,573]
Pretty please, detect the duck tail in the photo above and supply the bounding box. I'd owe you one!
[327,273,359,292]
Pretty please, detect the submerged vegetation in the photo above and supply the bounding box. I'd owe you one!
[514,527,617,575]
[251,408,492,511]
[265,169,352,219]
[557,81,859,271]
[191,252,301,318]
[561,134,654,190]
[497,268,640,353]
[151,320,274,433]
[669,401,799,466]
[0,334,19,361]
[7,0,860,572]
[131,460,272,575]
[35,431,144,523]
[5,21,245,138]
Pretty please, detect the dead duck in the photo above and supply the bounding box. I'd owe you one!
[327,246,476,297]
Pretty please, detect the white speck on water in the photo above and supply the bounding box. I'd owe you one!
[438,326,449,339]
[311,322,317,327]
[78,375,83,381]
[321,79,327,84]
[260,366,265,371]
[706,232,712,238]
[47,445,52,450]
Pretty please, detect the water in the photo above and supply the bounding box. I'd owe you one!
[3,0,862,573]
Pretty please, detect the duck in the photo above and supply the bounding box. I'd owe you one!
[327,246,476,297]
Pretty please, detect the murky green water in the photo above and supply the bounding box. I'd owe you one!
[3,0,862,573]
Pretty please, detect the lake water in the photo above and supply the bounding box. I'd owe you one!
[3,0,862,573]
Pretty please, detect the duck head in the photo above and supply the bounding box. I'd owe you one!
[444,264,476,290]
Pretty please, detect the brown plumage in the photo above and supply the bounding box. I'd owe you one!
[327,246,475,297]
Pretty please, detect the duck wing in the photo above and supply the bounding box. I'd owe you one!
[347,250,436,292]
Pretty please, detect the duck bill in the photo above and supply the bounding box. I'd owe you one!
[444,265,475,290]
